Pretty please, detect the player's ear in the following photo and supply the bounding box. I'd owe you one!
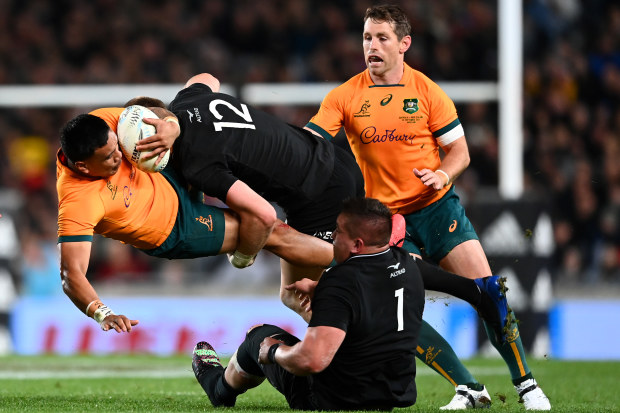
[399,35,411,54]
[351,238,364,254]
[73,160,90,175]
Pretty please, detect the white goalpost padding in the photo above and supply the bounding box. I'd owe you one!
[498,0,523,200]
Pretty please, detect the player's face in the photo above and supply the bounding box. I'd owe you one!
[331,215,356,264]
[81,131,123,178]
[363,20,410,82]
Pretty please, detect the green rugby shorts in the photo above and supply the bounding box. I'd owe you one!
[402,186,478,263]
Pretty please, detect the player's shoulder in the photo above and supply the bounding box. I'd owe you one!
[328,71,370,97]
[57,172,103,210]
[170,83,217,110]
[320,262,359,287]
[89,107,124,132]
[404,65,445,93]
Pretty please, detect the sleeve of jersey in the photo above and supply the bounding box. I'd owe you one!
[57,185,105,243]
[89,108,124,132]
[305,87,346,142]
[427,82,465,147]
[308,269,356,332]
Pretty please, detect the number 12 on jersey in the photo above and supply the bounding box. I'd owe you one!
[209,99,256,131]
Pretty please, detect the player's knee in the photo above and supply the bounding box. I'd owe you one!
[260,209,278,230]
[246,324,264,335]
[271,219,291,239]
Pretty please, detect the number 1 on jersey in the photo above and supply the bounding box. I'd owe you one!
[395,288,404,331]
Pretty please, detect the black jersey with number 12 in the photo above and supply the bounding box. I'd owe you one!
[169,84,335,207]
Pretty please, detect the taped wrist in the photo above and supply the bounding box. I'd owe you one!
[228,250,256,268]
[164,116,180,126]
[93,305,115,324]
[85,300,102,317]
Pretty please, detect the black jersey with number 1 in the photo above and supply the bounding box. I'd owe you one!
[308,246,425,410]
[169,84,335,207]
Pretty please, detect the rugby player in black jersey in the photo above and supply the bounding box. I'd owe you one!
[192,198,425,410]
[167,73,365,318]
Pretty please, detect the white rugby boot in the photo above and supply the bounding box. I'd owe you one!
[515,378,551,410]
[440,384,491,409]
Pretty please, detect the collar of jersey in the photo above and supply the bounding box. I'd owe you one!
[345,247,391,263]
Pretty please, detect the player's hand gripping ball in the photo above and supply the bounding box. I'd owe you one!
[118,105,170,173]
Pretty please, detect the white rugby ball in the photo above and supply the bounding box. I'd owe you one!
[117,105,170,173]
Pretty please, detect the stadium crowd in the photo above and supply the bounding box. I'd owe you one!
[0,0,619,294]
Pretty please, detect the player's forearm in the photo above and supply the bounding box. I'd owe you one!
[439,137,470,182]
[60,268,100,315]
[273,343,324,376]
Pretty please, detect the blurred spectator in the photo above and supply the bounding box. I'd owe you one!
[92,240,153,283]
[1,0,619,288]
[20,230,60,297]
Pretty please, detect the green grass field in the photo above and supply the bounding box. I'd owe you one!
[0,355,618,412]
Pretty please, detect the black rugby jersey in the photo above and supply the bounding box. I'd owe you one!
[169,84,335,207]
[308,246,425,410]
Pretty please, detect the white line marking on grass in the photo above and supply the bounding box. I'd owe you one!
[0,369,193,380]
[0,366,507,380]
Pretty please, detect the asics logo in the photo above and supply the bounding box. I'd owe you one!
[449,220,458,232]
[380,94,393,106]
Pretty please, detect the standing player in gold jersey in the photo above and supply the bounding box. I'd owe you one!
[305,4,550,411]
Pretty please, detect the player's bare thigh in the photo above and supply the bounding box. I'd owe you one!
[218,210,240,254]
[438,239,492,279]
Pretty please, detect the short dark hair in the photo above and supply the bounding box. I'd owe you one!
[364,4,411,40]
[124,96,166,109]
[60,114,110,163]
[340,197,392,246]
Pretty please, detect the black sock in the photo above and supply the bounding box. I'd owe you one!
[197,366,238,407]
[214,368,244,407]
[465,382,484,391]
[512,372,534,387]
[416,259,481,306]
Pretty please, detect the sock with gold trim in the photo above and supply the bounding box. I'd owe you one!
[416,320,484,391]
[482,312,532,381]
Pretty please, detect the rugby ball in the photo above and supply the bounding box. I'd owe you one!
[117,105,170,173]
